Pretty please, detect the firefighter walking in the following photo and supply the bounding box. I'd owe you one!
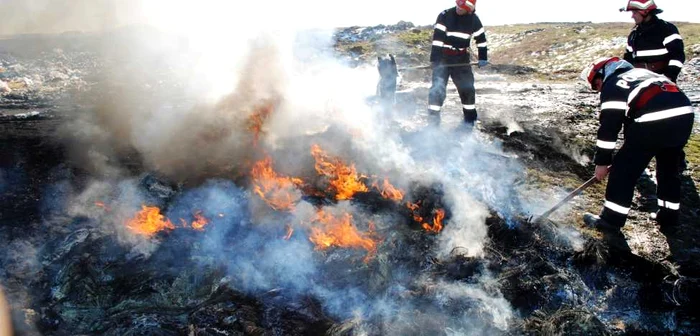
[580,57,694,251]
[427,0,488,128]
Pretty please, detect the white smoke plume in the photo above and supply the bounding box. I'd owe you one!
[2,0,531,333]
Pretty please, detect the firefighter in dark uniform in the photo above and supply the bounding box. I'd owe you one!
[427,0,488,128]
[580,57,694,251]
[620,0,688,170]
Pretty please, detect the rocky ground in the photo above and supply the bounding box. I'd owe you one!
[2,22,700,335]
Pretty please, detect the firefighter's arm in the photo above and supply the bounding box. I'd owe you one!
[430,12,447,64]
[472,14,488,62]
[623,33,634,63]
[593,90,627,166]
[663,24,685,82]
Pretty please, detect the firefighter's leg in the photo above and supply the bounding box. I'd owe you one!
[655,145,684,228]
[451,65,477,125]
[428,66,449,124]
[600,144,654,227]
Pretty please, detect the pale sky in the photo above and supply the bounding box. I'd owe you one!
[0,0,698,35]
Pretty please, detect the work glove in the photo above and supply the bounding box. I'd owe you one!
[478,60,489,68]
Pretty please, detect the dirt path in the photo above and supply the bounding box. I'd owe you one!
[390,65,700,277]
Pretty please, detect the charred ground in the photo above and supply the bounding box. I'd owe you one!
[1,22,700,335]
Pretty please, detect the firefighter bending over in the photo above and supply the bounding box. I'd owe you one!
[580,57,694,253]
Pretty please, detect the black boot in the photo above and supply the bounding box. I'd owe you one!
[583,213,631,255]
[656,210,679,236]
[427,111,441,128]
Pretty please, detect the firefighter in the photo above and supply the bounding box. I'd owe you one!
[620,0,685,83]
[427,0,488,129]
[580,57,694,251]
[620,0,688,171]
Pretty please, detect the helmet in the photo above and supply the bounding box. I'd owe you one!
[580,57,621,90]
[456,0,476,12]
[619,0,662,13]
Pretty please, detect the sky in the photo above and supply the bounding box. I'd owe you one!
[0,0,699,35]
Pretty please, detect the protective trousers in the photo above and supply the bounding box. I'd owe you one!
[427,65,477,124]
[600,143,684,228]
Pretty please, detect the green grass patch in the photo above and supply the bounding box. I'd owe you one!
[685,132,700,181]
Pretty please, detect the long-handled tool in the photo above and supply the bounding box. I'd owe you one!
[397,62,479,72]
[533,176,598,223]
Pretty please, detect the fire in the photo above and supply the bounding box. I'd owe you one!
[246,103,274,146]
[191,211,209,231]
[406,202,445,233]
[422,209,445,233]
[126,205,175,237]
[308,209,378,262]
[251,156,303,211]
[371,178,404,200]
[310,144,368,200]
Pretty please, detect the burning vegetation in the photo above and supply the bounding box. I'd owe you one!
[2,21,700,336]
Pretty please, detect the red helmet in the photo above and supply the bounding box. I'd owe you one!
[580,57,621,89]
[619,0,660,13]
[456,0,476,12]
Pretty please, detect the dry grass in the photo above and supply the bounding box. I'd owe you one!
[336,22,700,79]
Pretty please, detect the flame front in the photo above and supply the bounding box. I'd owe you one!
[308,210,377,262]
[310,144,368,200]
[251,156,303,211]
[126,205,175,237]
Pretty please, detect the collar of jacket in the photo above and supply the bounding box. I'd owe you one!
[636,15,660,32]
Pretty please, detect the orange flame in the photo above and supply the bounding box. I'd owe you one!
[246,103,274,146]
[251,156,303,211]
[126,205,175,237]
[372,179,404,200]
[191,211,210,231]
[308,210,378,262]
[422,209,445,233]
[310,144,368,200]
[407,202,445,233]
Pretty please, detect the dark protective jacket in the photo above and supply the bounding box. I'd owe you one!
[594,66,694,166]
[623,16,685,82]
[430,7,487,64]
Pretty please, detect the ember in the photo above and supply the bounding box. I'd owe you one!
[126,205,175,237]
[95,201,111,211]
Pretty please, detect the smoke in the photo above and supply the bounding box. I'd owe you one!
[0,0,143,36]
[5,0,533,332]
